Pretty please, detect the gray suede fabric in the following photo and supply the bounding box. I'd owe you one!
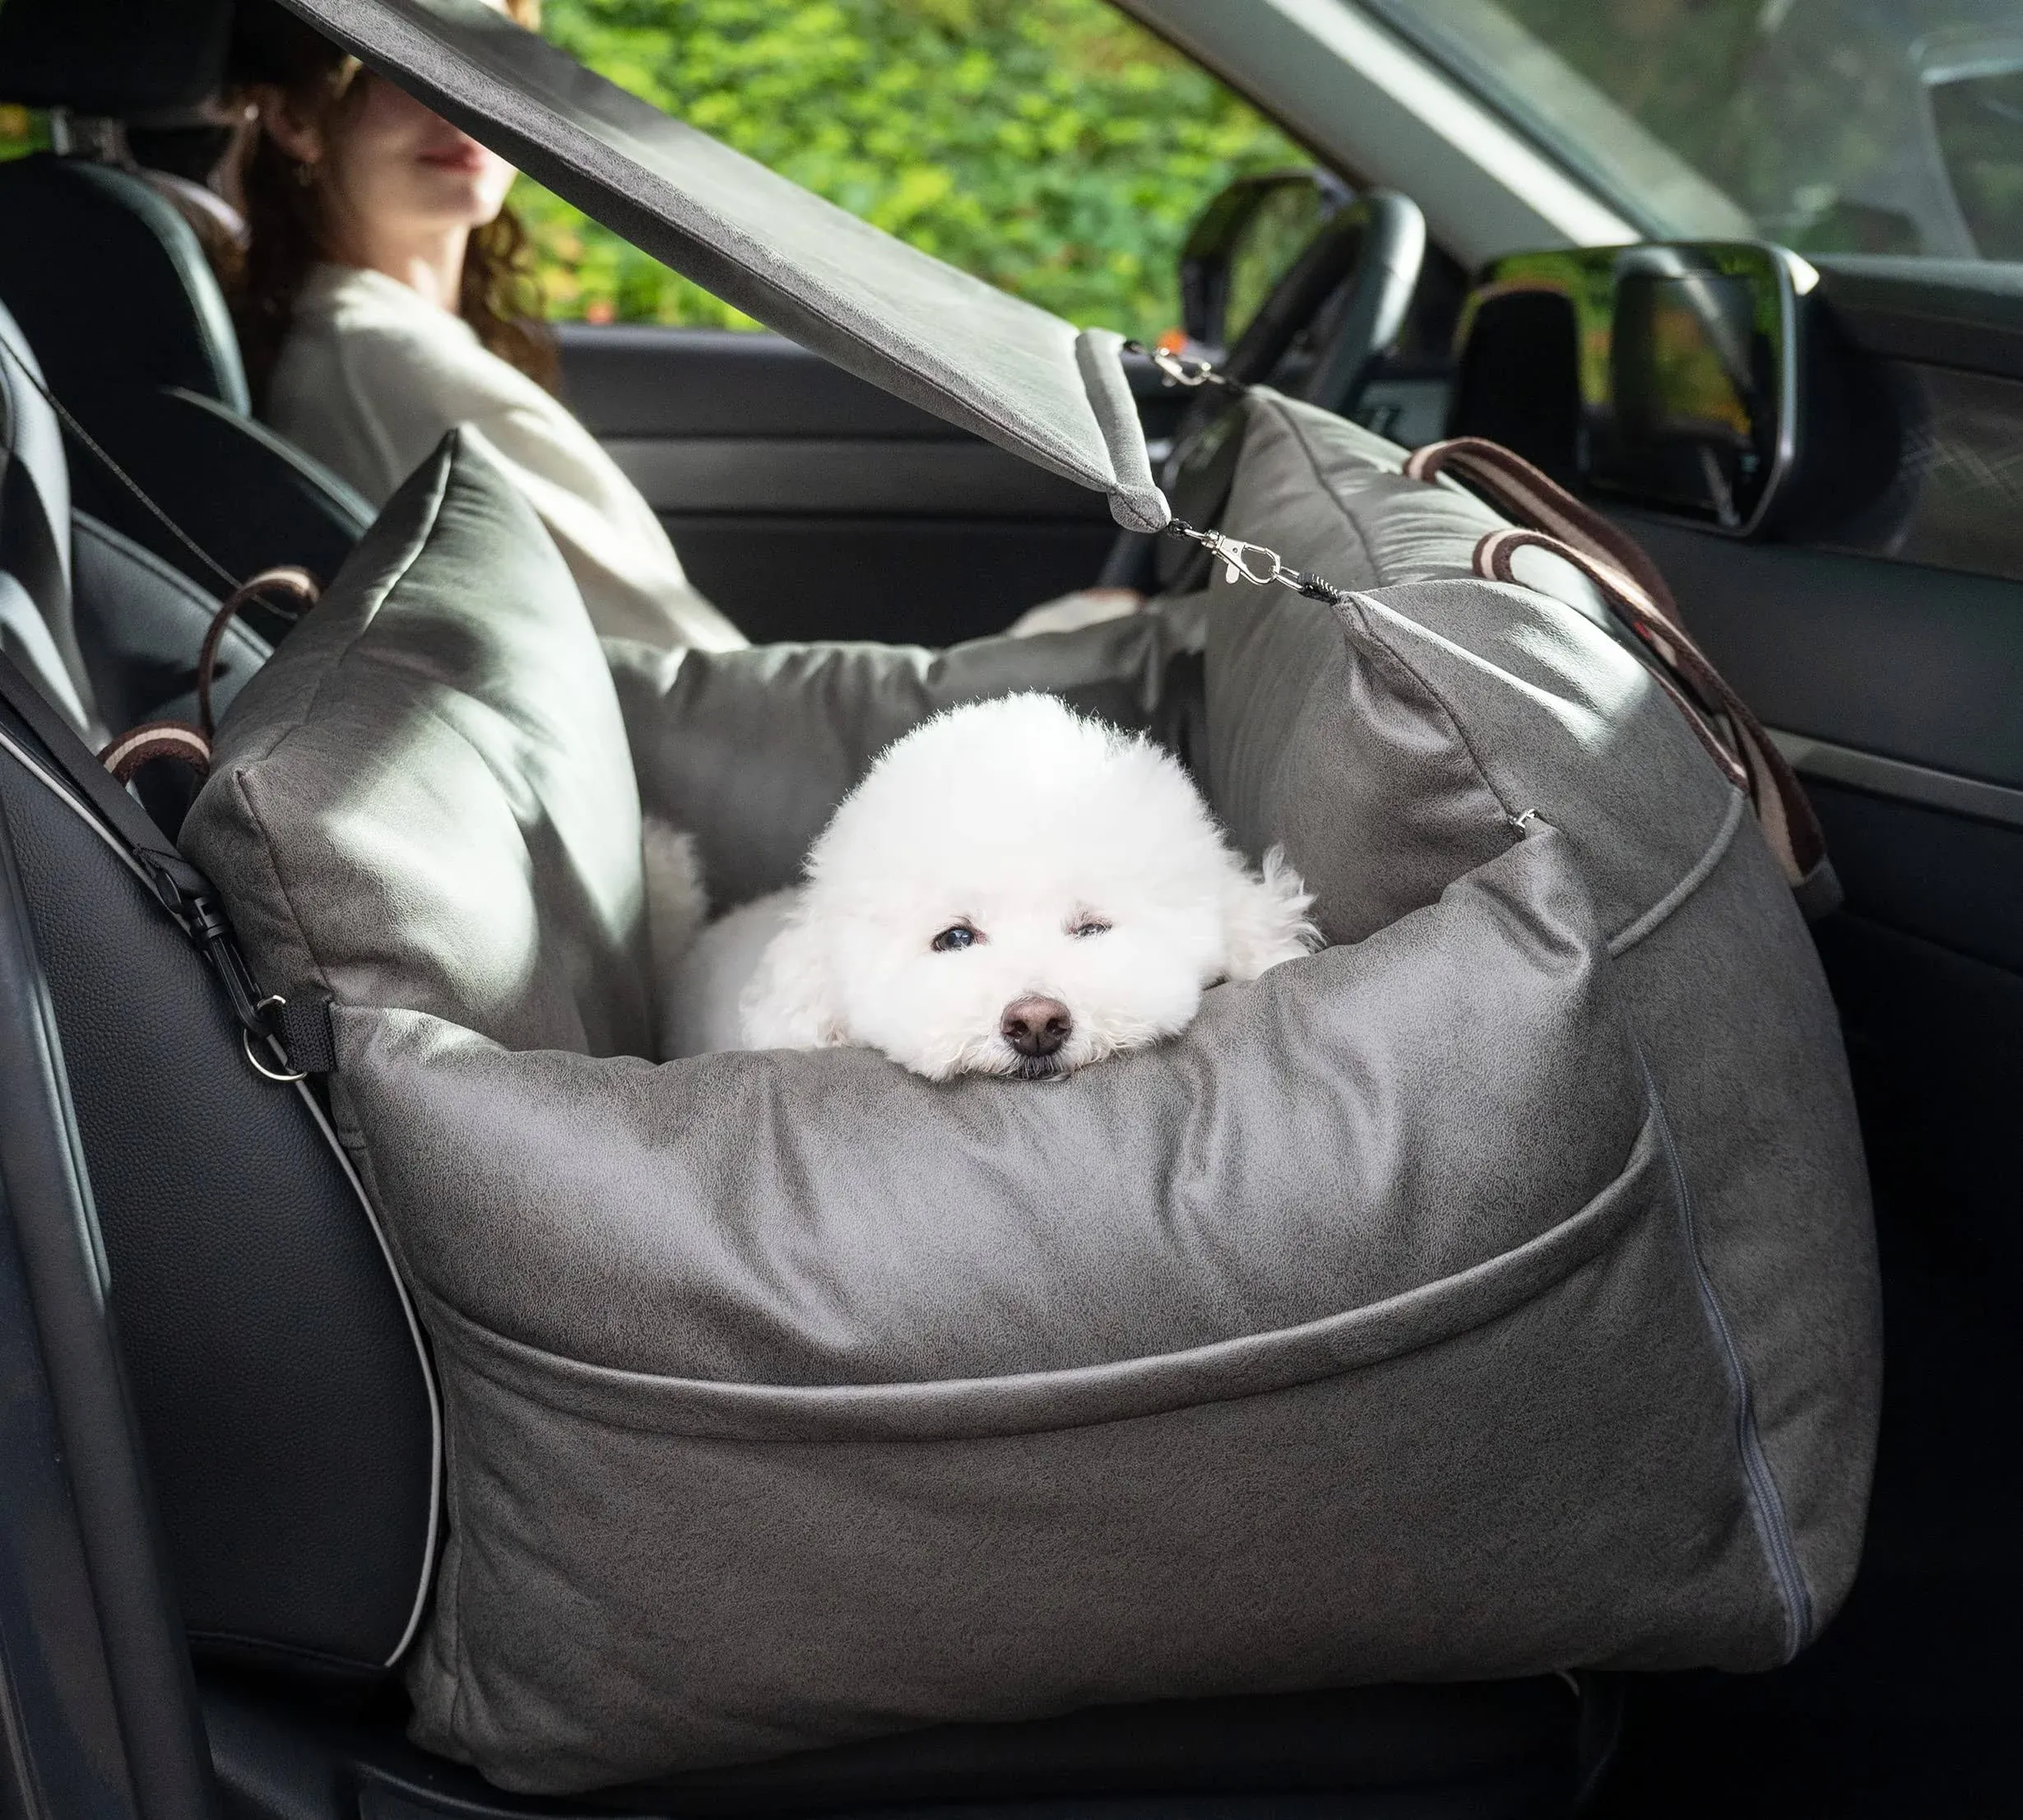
[183,430,654,1057]
[1213,396,1880,1653]
[1607,827,1880,1644]
[185,403,1877,1791]
[607,592,1212,912]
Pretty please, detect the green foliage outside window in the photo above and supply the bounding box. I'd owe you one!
[0,105,48,160]
[515,0,1306,337]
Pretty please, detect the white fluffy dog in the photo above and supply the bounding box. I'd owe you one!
[666,694,1320,1079]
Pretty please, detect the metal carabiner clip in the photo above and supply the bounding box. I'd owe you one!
[1143,344,1223,389]
[1150,347,1213,388]
[1162,515,1348,604]
[1199,531,1289,587]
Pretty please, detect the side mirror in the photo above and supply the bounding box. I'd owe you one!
[1453,241,1812,535]
[1178,168,1353,354]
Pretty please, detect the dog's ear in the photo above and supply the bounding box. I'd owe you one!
[739,905,847,1051]
[1221,845,1322,981]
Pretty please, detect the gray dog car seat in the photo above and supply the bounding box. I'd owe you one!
[180,386,1878,1790]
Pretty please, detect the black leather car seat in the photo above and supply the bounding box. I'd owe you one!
[1,293,269,741]
[0,293,440,1678]
[0,298,100,739]
[0,0,371,598]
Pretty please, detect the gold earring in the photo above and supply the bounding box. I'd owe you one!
[293,158,316,188]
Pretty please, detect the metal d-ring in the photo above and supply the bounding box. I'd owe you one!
[242,993,308,1084]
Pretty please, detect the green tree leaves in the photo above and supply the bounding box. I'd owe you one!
[517,0,1303,336]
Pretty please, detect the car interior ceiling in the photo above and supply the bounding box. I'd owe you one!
[0,1,2018,1818]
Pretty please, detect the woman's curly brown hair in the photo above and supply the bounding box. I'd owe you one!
[225,0,557,402]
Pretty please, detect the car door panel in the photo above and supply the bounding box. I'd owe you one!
[1630,522,2023,787]
[635,513,1116,647]
[1630,527,2023,978]
[556,325,1177,643]
[1575,267,2023,1814]
[601,435,1103,518]
[1618,272,2023,997]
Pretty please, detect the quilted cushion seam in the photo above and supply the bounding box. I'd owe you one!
[231,766,339,1003]
[1264,393,1382,581]
[1255,397,1515,822]
[1607,787,1749,957]
[404,1108,1655,1442]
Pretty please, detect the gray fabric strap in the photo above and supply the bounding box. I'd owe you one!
[278,0,1171,532]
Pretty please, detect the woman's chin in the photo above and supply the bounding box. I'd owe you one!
[407,165,518,226]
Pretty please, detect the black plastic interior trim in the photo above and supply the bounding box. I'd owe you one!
[606,436,1107,519]
[557,325,965,441]
[557,327,1194,451]
[1813,258,2023,383]
[1771,730,2023,833]
[1803,782,2023,979]
[1621,515,2023,791]
[200,1671,1585,1820]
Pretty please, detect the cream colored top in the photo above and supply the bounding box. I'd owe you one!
[265,264,745,652]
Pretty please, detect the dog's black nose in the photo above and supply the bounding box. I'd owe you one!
[1001,996,1071,1057]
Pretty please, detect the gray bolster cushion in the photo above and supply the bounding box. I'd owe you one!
[183,408,1878,1793]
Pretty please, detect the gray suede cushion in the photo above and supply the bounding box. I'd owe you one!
[184,410,1878,1792]
[1209,394,1879,1640]
[182,429,653,1059]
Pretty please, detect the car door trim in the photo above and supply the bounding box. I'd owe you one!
[1770,727,2023,830]
[604,435,1111,519]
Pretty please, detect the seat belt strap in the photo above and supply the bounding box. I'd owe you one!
[0,648,335,1077]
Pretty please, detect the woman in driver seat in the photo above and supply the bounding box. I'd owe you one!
[225,0,747,652]
[224,0,1139,651]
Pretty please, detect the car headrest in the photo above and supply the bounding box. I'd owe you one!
[0,300,98,736]
[0,157,250,416]
[0,0,230,115]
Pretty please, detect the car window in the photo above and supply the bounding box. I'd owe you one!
[1353,0,2023,260]
[519,0,1304,338]
[0,106,47,161]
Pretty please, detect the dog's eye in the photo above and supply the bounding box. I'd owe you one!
[1071,918,1112,939]
[931,925,978,953]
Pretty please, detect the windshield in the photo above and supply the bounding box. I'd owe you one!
[1354,0,2023,260]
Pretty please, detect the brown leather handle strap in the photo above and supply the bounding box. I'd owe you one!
[100,720,212,785]
[97,565,322,792]
[197,564,320,736]
[1475,528,1747,794]
[1405,437,1686,634]
[1473,524,1829,894]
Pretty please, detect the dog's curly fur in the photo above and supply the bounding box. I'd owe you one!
[670,694,1320,1079]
